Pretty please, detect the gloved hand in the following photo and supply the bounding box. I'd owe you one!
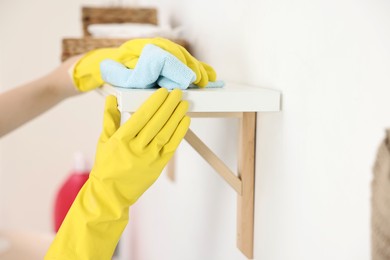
[72,37,218,91]
[45,88,190,259]
[100,44,197,90]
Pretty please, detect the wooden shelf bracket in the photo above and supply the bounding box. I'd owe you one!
[167,112,256,259]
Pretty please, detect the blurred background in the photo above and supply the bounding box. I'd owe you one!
[1,0,390,259]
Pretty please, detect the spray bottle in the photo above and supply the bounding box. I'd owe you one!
[53,152,90,232]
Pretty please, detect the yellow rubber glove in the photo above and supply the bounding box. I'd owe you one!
[72,37,218,91]
[45,88,190,259]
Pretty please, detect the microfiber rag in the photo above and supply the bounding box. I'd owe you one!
[100,44,224,90]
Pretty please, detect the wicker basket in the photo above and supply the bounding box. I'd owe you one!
[61,37,189,61]
[82,7,158,36]
[61,7,189,61]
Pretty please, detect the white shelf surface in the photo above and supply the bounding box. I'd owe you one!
[100,82,281,113]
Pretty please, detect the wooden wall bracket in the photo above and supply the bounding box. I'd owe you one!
[167,112,256,258]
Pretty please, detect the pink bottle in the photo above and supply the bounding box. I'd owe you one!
[53,152,90,232]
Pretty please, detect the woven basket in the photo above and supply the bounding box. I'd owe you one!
[62,7,189,61]
[372,130,390,260]
[61,37,189,61]
[82,7,158,36]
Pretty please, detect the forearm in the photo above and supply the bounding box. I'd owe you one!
[45,178,129,260]
[0,68,79,137]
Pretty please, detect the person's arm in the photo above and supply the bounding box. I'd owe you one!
[45,88,190,259]
[0,37,218,138]
[0,56,81,138]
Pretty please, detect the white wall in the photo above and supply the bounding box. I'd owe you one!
[1,0,390,259]
[130,0,390,259]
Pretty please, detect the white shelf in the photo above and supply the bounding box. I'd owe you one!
[99,82,281,113]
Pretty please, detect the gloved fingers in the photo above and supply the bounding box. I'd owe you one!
[176,45,204,79]
[135,89,182,147]
[149,44,195,83]
[161,115,191,155]
[114,88,169,141]
[200,61,217,82]
[174,44,210,87]
[176,44,196,64]
[150,100,189,149]
[194,63,209,87]
[183,58,202,85]
[100,95,121,143]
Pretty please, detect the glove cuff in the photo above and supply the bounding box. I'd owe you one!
[45,178,130,259]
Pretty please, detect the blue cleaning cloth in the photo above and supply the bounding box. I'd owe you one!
[100,44,224,90]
